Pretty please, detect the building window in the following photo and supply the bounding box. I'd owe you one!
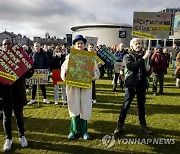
[158,39,164,46]
[119,31,126,38]
[166,39,173,47]
[151,40,157,46]
[174,39,180,45]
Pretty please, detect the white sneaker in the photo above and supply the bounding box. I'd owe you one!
[19,136,28,148]
[43,99,50,104]
[92,99,97,103]
[26,89,29,93]
[62,100,67,105]
[4,139,12,152]
[55,100,59,105]
[27,99,36,105]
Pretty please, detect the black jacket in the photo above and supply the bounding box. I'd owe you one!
[123,52,150,89]
[32,49,49,69]
[0,68,34,107]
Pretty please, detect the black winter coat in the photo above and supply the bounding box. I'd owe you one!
[123,52,150,89]
[0,68,34,107]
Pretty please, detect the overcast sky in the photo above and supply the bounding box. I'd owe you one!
[0,0,179,39]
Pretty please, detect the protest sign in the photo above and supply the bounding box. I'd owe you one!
[97,45,117,68]
[173,12,180,37]
[85,36,98,50]
[65,48,96,88]
[132,12,172,39]
[52,69,64,85]
[0,44,33,85]
[26,69,48,85]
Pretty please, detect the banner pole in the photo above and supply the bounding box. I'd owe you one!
[37,84,39,107]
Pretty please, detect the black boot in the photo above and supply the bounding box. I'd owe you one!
[114,123,124,135]
[140,125,152,135]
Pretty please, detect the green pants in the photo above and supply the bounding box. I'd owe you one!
[70,115,87,135]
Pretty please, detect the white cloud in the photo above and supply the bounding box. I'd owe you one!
[0,0,179,38]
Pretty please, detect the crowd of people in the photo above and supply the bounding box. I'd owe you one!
[0,36,180,152]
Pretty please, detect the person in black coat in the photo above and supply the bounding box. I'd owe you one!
[0,39,34,152]
[114,38,152,136]
[28,42,50,105]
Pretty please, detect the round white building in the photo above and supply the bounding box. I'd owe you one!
[71,23,132,47]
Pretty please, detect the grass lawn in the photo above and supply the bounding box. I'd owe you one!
[0,66,179,153]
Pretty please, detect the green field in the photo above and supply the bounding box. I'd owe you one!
[0,67,180,154]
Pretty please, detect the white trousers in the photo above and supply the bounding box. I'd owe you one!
[66,86,92,120]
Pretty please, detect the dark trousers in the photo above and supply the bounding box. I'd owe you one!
[2,101,24,140]
[32,84,46,99]
[107,68,113,77]
[118,87,146,126]
[92,80,96,100]
[113,73,124,90]
[152,73,164,94]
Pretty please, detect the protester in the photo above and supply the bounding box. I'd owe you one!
[113,43,128,91]
[61,35,100,140]
[114,38,152,135]
[172,43,180,76]
[163,48,170,74]
[51,45,67,105]
[150,44,168,95]
[28,42,50,105]
[175,52,180,87]
[88,43,100,104]
[0,39,34,152]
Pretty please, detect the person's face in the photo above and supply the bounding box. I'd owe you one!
[173,44,177,49]
[34,43,41,52]
[2,40,12,51]
[132,41,141,52]
[88,45,94,51]
[119,44,124,51]
[74,40,85,50]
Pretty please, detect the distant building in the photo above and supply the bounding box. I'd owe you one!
[71,23,132,47]
[33,33,66,46]
[0,30,33,46]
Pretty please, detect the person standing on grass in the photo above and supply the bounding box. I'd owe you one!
[150,44,168,96]
[88,43,100,104]
[61,35,100,140]
[172,43,180,76]
[175,52,180,87]
[114,38,152,135]
[28,42,50,105]
[51,45,67,105]
[113,43,128,91]
[0,39,34,152]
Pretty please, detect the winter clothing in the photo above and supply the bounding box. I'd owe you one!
[61,52,100,137]
[113,49,127,91]
[116,49,150,127]
[150,50,167,74]
[0,69,34,140]
[150,49,167,94]
[30,49,49,100]
[172,48,180,74]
